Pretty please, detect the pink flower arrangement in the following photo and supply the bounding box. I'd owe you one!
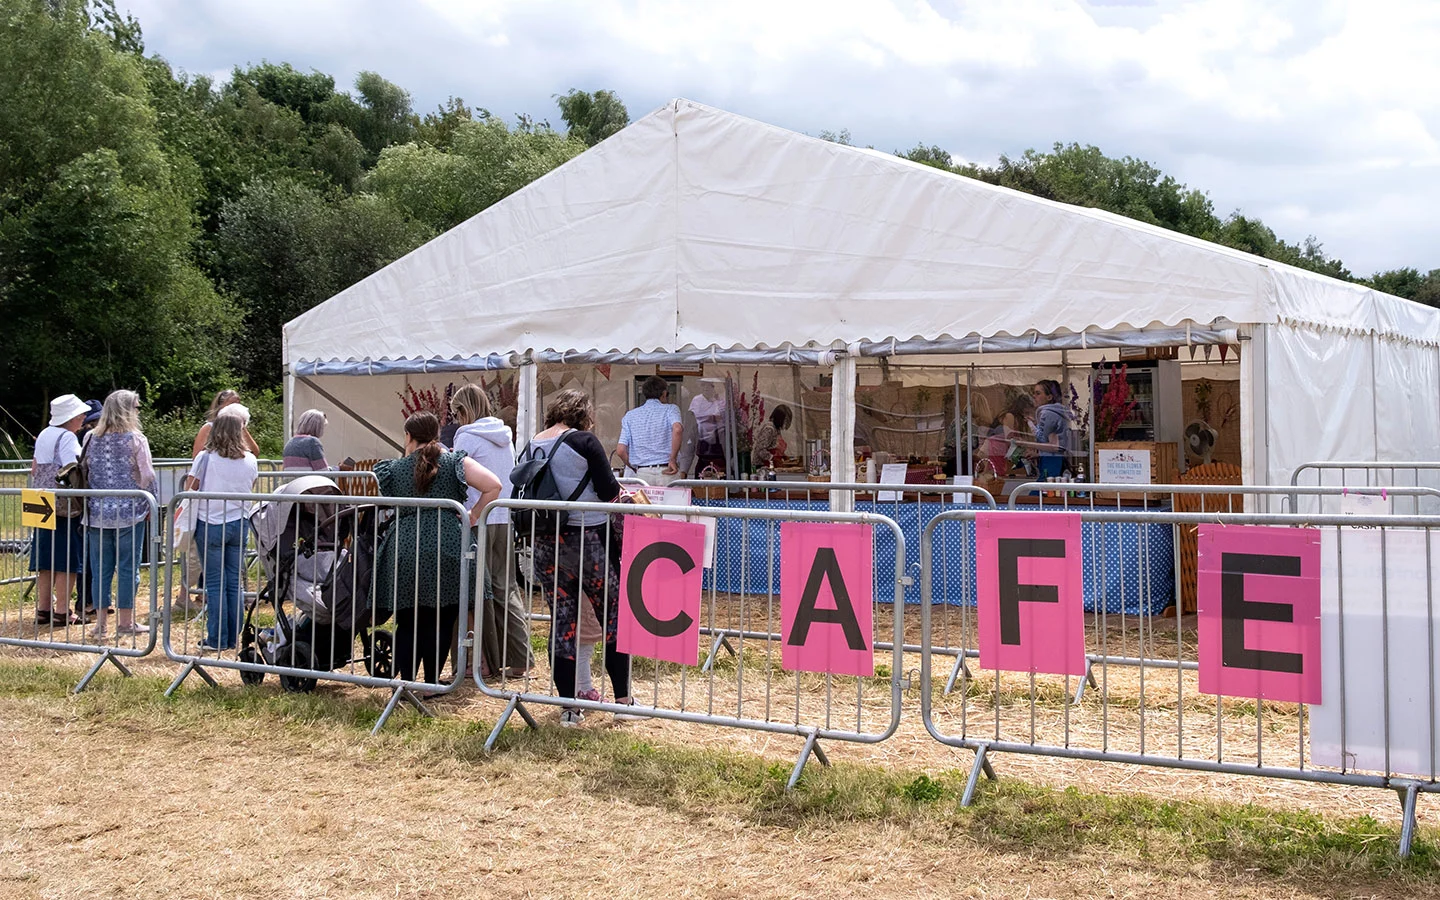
[1095,364,1138,442]
[732,371,766,452]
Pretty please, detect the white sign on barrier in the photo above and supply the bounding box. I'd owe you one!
[1312,527,1440,777]
[1338,491,1390,518]
[638,485,715,568]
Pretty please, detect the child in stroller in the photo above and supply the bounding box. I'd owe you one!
[241,475,392,692]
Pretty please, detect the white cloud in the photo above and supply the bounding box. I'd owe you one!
[119,0,1440,274]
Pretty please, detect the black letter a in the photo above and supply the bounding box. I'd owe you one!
[788,548,867,651]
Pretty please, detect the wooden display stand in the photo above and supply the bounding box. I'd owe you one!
[1172,461,1244,615]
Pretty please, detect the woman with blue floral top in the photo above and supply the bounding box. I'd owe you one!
[83,390,157,641]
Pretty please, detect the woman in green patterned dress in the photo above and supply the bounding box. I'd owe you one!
[374,412,502,683]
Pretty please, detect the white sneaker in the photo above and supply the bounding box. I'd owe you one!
[612,699,650,722]
[559,708,584,728]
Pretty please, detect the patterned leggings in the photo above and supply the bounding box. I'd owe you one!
[532,526,631,697]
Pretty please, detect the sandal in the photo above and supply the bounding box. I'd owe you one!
[48,611,84,627]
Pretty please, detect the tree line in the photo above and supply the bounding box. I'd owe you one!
[1,0,1434,454]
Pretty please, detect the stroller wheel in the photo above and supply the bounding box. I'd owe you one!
[238,647,265,686]
[366,630,394,679]
[279,641,318,693]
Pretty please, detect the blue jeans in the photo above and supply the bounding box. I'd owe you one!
[87,522,147,611]
[197,519,247,649]
[1037,455,1065,479]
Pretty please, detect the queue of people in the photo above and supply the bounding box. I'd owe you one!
[26,390,157,640]
[20,377,787,723]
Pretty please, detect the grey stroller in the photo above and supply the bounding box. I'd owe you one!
[240,475,391,691]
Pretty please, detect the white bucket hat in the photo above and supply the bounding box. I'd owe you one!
[49,393,90,427]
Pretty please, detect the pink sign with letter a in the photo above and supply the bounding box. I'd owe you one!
[975,512,1085,677]
[1197,525,1321,703]
[780,522,874,676]
[617,515,706,666]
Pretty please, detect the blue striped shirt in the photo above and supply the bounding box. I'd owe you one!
[618,399,681,465]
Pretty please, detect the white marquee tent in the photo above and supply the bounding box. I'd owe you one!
[284,98,1440,489]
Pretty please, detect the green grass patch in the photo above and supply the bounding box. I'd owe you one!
[0,657,1435,886]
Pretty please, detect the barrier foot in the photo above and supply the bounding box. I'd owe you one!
[371,686,432,736]
[1397,781,1420,859]
[163,660,218,697]
[73,650,132,694]
[961,744,996,807]
[483,695,538,751]
[700,633,737,674]
[787,731,828,790]
[943,655,971,695]
[1071,661,1098,705]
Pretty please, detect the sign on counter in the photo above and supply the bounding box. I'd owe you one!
[1096,448,1151,485]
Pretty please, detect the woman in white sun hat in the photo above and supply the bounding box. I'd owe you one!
[27,394,90,629]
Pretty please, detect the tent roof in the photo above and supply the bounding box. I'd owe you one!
[285,98,1439,372]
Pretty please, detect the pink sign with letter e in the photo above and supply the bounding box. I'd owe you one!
[617,515,707,666]
[1197,525,1321,703]
[780,522,874,676]
[975,512,1085,677]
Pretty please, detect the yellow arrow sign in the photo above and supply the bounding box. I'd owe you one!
[21,489,56,530]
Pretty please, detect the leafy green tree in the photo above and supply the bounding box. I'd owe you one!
[215,179,432,384]
[898,143,955,170]
[415,97,477,149]
[228,62,337,123]
[367,116,584,232]
[0,0,232,417]
[554,89,629,147]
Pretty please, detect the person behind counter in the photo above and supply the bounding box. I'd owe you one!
[616,375,682,485]
[1028,379,1073,479]
[750,404,793,469]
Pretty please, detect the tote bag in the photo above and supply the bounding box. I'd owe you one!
[171,452,210,554]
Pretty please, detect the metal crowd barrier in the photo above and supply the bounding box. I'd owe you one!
[0,487,160,691]
[920,506,1440,858]
[1291,461,1440,515]
[162,488,476,734]
[474,496,906,788]
[991,482,1440,702]
[669,479,993,673]
[1010,479,1440,516]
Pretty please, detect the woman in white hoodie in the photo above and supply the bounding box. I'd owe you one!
[450,384,533,678]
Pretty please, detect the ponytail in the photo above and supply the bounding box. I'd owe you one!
[403,411,443,494]
[414,442,442,494]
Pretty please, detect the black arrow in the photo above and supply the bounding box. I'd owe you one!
[23,494,54,525]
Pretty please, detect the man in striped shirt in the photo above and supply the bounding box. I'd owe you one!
[617,375,683,486]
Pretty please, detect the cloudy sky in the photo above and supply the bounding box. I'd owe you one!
[121,0,1438,278]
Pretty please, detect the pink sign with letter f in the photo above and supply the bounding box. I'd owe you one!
[976,512,1085,677]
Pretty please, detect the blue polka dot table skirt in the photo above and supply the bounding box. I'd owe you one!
[692,499,1174,616]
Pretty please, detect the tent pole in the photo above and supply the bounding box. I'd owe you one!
[830,353,856,512]
[283,366,294,443]
[517,361,538,447]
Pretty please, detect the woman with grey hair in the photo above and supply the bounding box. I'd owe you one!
[283,408,330,470]
[84,389,157,641]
